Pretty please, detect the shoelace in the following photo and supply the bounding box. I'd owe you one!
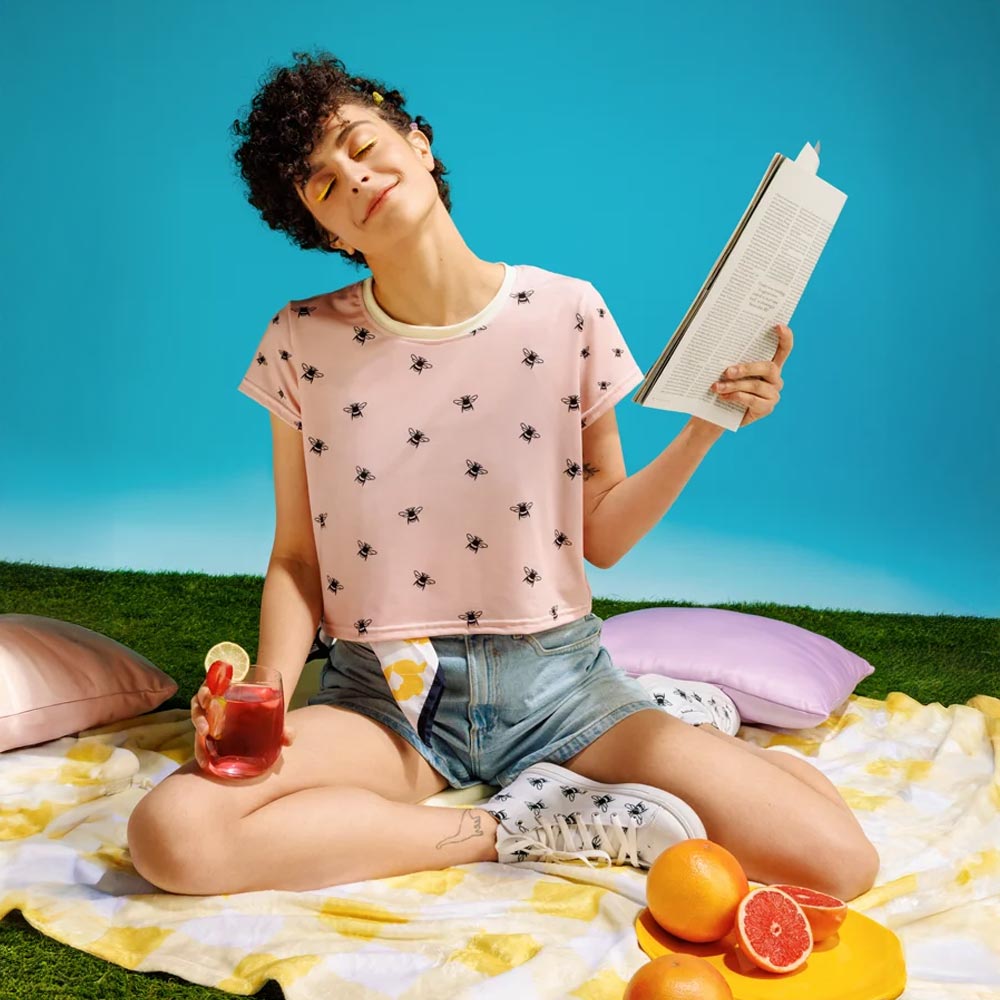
[498,810,642,869]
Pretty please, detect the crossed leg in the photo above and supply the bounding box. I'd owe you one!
[559,709,879,901]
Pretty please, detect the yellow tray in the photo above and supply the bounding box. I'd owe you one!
[635,904,906,1000]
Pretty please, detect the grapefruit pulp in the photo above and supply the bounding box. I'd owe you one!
[771,884,848,942]
[735,886,813,973]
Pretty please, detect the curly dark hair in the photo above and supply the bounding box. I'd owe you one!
[230,50,452,270]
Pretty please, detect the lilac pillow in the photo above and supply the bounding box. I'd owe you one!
[0,614,178,752]
[600,607,874,729]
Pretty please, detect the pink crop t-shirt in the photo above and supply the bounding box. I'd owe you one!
[237,261,645,641]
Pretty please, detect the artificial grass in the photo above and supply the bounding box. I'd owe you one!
[1,558,997,1000]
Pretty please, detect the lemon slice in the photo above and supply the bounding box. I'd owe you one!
[204,641,250,684]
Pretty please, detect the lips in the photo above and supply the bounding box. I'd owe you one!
[364,183,397,221]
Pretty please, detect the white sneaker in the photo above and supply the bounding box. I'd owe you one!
[484,761,706,870]
[635,674,741,736]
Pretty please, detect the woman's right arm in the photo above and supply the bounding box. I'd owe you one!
[193,413,322,752]
[256,412,325,698]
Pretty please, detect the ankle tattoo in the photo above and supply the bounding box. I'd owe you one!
[435,808,495,850]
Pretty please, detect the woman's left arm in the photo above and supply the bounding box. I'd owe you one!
[582,324,793,569]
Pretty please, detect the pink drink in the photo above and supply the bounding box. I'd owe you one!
[205,679,284,779]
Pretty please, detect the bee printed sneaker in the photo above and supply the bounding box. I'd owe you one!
[635,674,742,736]
[484,761,706,870]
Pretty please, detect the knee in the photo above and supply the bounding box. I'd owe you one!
[127,788,218,895]
[819,835,880,902]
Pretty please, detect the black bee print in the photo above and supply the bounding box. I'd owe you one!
[399,506,423,524]
[459,610,483,627]
[466,533,488,553]
[454,394,478,412]
[625,801,651,824]
[553,530,573,548]
[592,793,614,812]
[521,348,544,369]
[580,346,590,359]
[563,459,582,480]
[255,352,267,366]
[325,576,344,595]
[300,363,325,384]
[355,466,376,485]
[597,307,606,317]
[518,422,540,444]
[574,312,585,331]
[580,417,588,429]
[295,420,303,431]
[354,618,372,636]
[493,791,513,803]
[523,566,541,586]
[357,540,378,559]
[353,326,376,345]
[597,380,611,391]
[413,570,436,589]
[344,401,367,419]
[510,500,533,519]
[550,605,559,619]
[470,324,487,336]
[612,347,624,357]
[582,462,600,481]
[271,313,281,325]
[279,349,292,361]
[407,427,430,448]
[308,437,329,457]
[527,776,549,790]
[465,460,489,480]
[277,388,285,399]
[510,288,534,305]
[295,305,317,318]
[562,394,580,412]
[410,354,433,374]
[315,512,327,528]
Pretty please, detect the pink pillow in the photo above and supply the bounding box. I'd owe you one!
[0,614,178,753]
[600,607,874,729]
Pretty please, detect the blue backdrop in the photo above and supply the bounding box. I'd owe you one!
[2,0,996,616]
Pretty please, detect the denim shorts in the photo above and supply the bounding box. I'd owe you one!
[306,612,657,789]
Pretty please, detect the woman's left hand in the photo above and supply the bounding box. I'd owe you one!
[711,324,794,429]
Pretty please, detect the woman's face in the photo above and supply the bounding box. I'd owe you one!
[295,102,436,253]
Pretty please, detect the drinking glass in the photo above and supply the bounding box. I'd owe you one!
[203,665,284,779]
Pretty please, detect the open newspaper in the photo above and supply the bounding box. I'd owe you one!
[632,141,847,430]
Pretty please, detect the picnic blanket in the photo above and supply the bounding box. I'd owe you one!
[2,690,999,999]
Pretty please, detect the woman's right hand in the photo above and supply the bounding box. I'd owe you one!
[191,682,226,770]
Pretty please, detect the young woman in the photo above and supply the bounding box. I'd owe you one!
[127,51,878,901]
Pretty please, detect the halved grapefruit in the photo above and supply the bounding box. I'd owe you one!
[735,886,813,973]
[770,884,848,942]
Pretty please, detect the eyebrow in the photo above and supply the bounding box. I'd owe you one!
[305,120,371,183]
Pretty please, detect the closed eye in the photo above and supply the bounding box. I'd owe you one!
[317,139,376,202]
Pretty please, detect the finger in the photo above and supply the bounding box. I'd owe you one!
[198,686,210,711]
[194,716,209,737]
[283,727,295,746]
[772,324,794,367]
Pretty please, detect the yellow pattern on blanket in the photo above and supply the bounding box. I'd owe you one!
[2,692,999,999]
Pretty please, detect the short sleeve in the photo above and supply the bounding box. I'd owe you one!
[578,281,645,428]
[237,302,302,431]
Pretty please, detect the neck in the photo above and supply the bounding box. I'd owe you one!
[362,203,504,327]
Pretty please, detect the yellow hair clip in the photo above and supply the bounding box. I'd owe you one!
[371,91,384,105]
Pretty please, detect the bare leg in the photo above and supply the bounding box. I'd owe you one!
[701,725,860,820]
[147,788,500,895]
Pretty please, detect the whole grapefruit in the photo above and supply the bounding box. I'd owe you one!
[623,954,733,1000]
[646,838,750,943]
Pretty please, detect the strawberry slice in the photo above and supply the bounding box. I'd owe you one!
[206,659,233,697]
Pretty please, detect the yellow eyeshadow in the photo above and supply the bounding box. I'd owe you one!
[317,139,376,202]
